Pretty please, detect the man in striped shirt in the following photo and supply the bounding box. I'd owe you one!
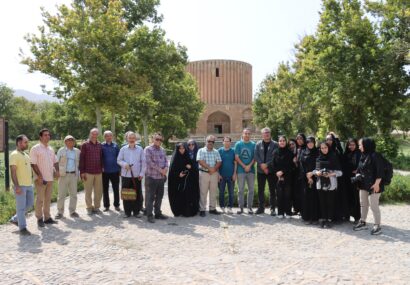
[30,128,59,228]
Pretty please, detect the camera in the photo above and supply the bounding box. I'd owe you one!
[350,173,363,184]
[319,168,329,176]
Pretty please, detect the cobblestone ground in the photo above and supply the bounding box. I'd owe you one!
[1,185,409,285]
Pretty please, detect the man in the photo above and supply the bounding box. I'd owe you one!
[9,135,34,235]
[102,130,120,212]
[235,128,256,214]
[117,132,146,218]
[55,135,81,219]
[218,136,237,214]
[254,127,278,216]
[30,128,59,227]
[79,128,103,215]
[197,135,222,217]
[144,132,168,223]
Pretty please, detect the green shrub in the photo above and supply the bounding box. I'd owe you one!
[375,135,399,160]
[381,174,410,203]
[391,153,410,171]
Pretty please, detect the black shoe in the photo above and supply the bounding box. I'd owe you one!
[155,214,168,220]
[319,220,325,228]
[19,228,32,236]
[103,207,110,212]
[133,213,141,218]
[37,219,45,228]
[70,212,80,218]
[9,219,18,227]
[209,210,221,215]
[55,213,64,219]
[142,209,147,216]
[200,211,206,217]
[304,220,312,225]
[147,215,155,223]
[115,207,121,212]
[323,221,332,229]
[123,214,131,218]
[353,220,368,231]
[237,208,244,214]
[248,208,254,215]
[92,209,103,215]
[371,225,382,235]
[44,218,58,224]
[255,208,264,215]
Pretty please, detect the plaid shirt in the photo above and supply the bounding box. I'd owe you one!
[196,147,222,171]
[144,145,168,179]
[79,140,103,174]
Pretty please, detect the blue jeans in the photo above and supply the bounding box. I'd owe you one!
[219,176,234,208]
[11,186,34,230]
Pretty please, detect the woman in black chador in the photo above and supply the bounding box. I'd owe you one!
[168,143,199,217]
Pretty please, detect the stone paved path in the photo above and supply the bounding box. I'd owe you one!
[1,185,409,285]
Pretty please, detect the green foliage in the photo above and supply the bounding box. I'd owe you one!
[253,0,409,139]
[375,135,399,160]
[381,175,410,203]
[391,153,410,171]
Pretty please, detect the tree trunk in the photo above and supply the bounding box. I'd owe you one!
[95,105,102,135]
[142,118,149,147]
[110,112,116,140]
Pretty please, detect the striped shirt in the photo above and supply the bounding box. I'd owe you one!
[30,143,57,182]
[196,147,222,171]
[144,145,168,179]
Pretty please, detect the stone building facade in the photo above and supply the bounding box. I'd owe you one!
[186,59,253,136]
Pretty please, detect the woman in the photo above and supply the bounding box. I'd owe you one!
[300,136,320,224]
[270,136,294,218]
[353,138,384,235]
[168,143,199,217]
[326,132,348,221]
[342,138,361,223]
[288,139,298,216]
[313,142,343,228]
[186,139,199,169]
[292,133,306,216]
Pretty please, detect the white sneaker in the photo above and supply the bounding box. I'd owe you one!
[227,208,233,214]
[221,207,226,213]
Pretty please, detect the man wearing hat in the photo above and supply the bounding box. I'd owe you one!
[55,135,81,219]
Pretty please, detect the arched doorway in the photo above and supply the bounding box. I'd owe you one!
[242,108,254,131]
[207,111,231,134]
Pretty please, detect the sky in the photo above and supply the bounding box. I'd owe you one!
[0,0,323,95]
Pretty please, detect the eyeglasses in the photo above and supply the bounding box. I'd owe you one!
[207,140,215,143]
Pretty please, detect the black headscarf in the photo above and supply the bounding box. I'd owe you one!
[170,143,190,174]
[300,136,319,173]
[316,142,341,171]
[296,133,306,148]
[326,132,344,155]
[360,137,376,155]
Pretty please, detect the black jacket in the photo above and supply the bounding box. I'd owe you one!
[357,152,385,193]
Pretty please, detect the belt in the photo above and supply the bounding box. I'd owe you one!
[199,169,209,173]
[66,171,76,174]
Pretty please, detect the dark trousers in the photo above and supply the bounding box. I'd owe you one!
[347,181,360,221]
[102,172,120,208]
[318,190,336,221]
[145,177,166,217]
[292,177,303,214]
[257,172,276,211]
[303,182,319,221]
[122,177,143,216]
[276,179,291,216]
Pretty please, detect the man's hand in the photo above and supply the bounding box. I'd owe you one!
[263,168,269,175]
[124,163,131,170]
[36,176,44,186]
[160,168,167,176]
[15,186,22,195]
[208,167,215,174]
[218,175,222,182]
[244,165,251,173]
[260,163,267,170]
[232,173,237,182]
[81,173,87,181]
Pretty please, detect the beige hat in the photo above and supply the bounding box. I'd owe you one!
[64,135,76,142]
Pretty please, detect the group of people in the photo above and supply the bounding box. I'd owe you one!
[167,128,385,236]
[9,126,385,237]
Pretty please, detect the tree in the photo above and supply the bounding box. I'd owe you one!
[0,84,14,119]
[21,0,154,134]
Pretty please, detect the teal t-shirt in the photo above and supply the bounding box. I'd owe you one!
[234,140,256,174]
[218,147,235,177]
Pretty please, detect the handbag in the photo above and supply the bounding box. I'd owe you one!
[121,168,138,201]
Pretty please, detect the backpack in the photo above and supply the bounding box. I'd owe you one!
[374,152,393,186]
